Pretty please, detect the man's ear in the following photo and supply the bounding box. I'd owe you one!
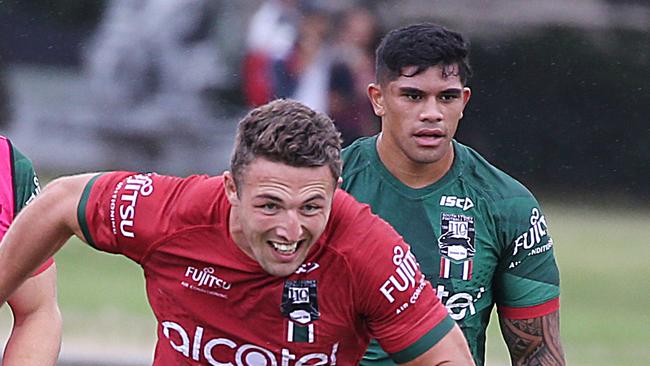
[367,83,385,117]
[460,87,472,118]
[223,171,239,205]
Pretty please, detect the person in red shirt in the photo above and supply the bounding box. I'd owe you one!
[0,136,60,365]
[0,99,473,365]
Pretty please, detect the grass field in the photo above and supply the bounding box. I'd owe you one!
[2,201,649,365]
[485,202,650,365]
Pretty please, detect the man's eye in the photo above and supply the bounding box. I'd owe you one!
[439,94,460,102]
[258,203,278,212]
[302,204,321,214]
[405,94,423,101]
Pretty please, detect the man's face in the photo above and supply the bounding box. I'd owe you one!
[369,64,471,166]
[225,158,337,277]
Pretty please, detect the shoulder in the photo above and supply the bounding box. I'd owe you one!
[89,172,227,225]
[326,189,404,260]
[456,141,537,203]
[2,138,40,211]
[341,136,375,178]
[1,137,35,177]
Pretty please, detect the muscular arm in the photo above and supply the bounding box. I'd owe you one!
[0,174,94,305]
[499,310,566,366]
[400,324,475,366]
[3,265,61,365]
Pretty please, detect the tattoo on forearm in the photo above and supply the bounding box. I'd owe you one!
[500,310,566,366]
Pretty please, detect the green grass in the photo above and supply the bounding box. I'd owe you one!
[486,202,650,365]
[53,239,157,353]
[4,202,647,364]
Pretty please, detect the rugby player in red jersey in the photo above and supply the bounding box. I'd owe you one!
[0,99,474,365]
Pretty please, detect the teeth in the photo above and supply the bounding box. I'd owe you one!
[270,241,299,254]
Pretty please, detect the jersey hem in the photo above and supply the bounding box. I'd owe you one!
[77,174,103,248]
[389,315,455,364]
[498,297,560,319]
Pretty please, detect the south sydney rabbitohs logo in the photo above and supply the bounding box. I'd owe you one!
[281,280,320,343]
[438,213,476,280]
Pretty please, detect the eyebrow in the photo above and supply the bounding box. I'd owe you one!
[255,193,282,202]
[397,87,463,95]
[441,88,463,95]
[398,86,425,94]
[254,193,326,203]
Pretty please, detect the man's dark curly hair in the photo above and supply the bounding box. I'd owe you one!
[375,23,472,85]
[230,99,342,189]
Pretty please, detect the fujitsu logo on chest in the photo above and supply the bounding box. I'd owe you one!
[185,266,231,291]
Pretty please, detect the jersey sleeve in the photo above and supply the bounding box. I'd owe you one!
[494,193,560,319]
[77,171,218,264]
[340,193,455,364]
[10,143,54,275]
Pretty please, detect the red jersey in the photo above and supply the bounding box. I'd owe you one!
[78,172,454,365]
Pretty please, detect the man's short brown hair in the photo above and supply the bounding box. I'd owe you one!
[230,99,342,189]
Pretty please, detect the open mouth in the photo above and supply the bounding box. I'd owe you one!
[413,129,446,146]
[269,240,304,255]
[414,129,445,138]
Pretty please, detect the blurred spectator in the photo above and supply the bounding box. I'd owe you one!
[271,2,333,113]
[242,0,299,106]
[242,2,379,146]
[328,6,380,146]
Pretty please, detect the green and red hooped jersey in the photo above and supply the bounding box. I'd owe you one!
[0,136,53,275]
[342,136,560,366]
[78,171,454,365]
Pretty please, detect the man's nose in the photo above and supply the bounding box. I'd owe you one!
[277,210,304,242]
[419,98,444,122]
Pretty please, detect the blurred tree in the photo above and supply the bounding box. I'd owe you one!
[0,0,105,27]
[459,26,650,199]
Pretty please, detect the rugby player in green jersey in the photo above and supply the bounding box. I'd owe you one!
[341,23,566,366]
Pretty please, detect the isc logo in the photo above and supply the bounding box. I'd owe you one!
[439,196,474,211]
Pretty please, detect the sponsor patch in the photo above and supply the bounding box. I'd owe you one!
[161,320,339,363]
[295,262,320,274]
[109,173,154,239]
[512,207,549,256]
[438,213,476,280]
[180,266,231,299]
[437,284,486,321]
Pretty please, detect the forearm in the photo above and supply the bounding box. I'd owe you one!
[3,303,62,366]
[500,310,566,366]
[4,265,62,365]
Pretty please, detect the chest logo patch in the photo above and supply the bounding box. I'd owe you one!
[438,213,476,281]
[281,279,319,343]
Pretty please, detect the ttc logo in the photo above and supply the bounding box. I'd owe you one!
[281,280,319,343]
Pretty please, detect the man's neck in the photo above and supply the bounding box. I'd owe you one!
[228,207,253,258]
[376,136,454,189]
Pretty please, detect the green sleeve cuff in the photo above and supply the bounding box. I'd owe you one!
[389,315,455,364]
[77,174,103,248]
